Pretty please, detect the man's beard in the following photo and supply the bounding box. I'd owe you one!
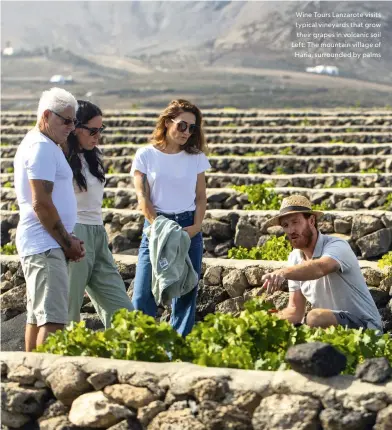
[288,226,314,249]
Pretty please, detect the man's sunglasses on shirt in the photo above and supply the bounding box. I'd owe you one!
[50,110,78,126]
[76,124,106,136]
[171,119,198,135]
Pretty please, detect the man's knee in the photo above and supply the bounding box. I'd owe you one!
[306,309,338,328]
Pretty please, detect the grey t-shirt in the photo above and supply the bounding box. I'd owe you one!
[288,233,382,331]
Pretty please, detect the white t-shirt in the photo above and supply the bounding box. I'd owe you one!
[14,130,77,257]
[130,145,211,213]
[74,154,105,225]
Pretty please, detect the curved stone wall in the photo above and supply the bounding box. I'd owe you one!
[1,352,392,429]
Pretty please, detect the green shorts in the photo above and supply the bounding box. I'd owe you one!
[68,224,133,328]
[21,248,69,327]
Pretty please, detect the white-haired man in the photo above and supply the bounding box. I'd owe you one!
[261,195,382,332]
[14,87,85,351]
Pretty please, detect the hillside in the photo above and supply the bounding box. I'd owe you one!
[2,1,391,83]
[1,1,392,109]
[2,53,392,111]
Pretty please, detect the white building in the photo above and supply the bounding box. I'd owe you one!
[49,75,73,84]
[306,65,339,76]
[3,46,14,56]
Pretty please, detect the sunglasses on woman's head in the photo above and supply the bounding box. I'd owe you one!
[50,110,78,126]
[77,124,106,136]
[171,119,198,134]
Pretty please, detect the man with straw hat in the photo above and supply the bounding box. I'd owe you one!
[261,195,382,332]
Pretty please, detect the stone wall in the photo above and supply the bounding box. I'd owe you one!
[204,173,392,189]
[102,188,391,212]
[203,188,391,211]
[3,143,391,159]
[5,115,392,127]
[96,156,392,177]
[208,156,392,175]
[2,125,391,136]
[2,255,391,331]
[2,187,391,212]
[2,108,392,119]
[207,144,392,156]
[2,352,392,429]
[4,154,385,176]
[2,210,391,259]
[2,131,392,146]
[2,173,392,190]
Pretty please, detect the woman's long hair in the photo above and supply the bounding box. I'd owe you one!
[151,99,208,154]
[67,100,105,191]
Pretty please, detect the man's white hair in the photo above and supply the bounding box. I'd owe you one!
[37,87,78,122]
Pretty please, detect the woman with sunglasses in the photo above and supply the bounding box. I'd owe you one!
[66,100,133,328]
[130,99,210,336]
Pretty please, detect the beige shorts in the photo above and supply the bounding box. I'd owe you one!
[21,248,69,327]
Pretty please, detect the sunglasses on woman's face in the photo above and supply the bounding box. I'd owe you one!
[171,119,198,134]
[77,124,106,136]
[50,110,77,126]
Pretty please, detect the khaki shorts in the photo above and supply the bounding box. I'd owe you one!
[21,248,69,327]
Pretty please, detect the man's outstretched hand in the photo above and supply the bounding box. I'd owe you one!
[261,270,286,294]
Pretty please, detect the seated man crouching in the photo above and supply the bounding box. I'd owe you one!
[261,195,383,332]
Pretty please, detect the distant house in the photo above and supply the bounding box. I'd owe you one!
[49,75,74,84]
[3,41,14,56]
[306,65,339,76]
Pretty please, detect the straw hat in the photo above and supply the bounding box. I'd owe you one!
[265,195,324,228]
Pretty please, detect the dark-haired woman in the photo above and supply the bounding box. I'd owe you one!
[130,99,210,336]
[67,100,133,328]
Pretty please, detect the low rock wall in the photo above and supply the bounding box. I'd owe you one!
[208,144,392,156]
[207,156,392,175]
[1,108,391,118]
[3,143,391,159]
[2,352,392,429]
[203,188,391,212]
[100,188,392,212]
[1,255,391,331]
[94,156,392,177]
[2,187,391,212]
[5,155,390,176]
[205,173,392,189]
[1,125,391,136]
[105,173,392,189]
[2,173,392,190]
[2,132,392,146]
[1,210,391,259]
[3,116,392,127]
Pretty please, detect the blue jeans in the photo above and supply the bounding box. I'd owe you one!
[132,211,203,336]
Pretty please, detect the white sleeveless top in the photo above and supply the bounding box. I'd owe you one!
[74,154,105,225]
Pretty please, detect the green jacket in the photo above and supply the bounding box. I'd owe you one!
[145,216,198,306]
